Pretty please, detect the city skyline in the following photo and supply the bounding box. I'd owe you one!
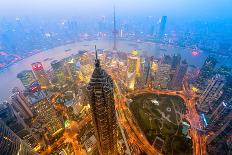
[0,1,232,155]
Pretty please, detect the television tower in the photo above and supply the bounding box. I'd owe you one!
[113,6,117,51]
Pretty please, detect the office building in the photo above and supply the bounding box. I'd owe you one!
[0,120,38,155]
[154,63,171,89]
[171,54,181,70]
[197,74,225,113]
[33,99,63,139]
[207,120,232,155]
[31,62,50,89]
[150,59,159,79]
[0,102,38,148]
[87,47,117,155]
[25,81,46,104]
[195,56,217,91]
[11,87,34,119]
[143,57,151,86]
[158,16,167,38]
[84,135,98,155]
[64,58,78,81]
[51,60,66,86]
[127,52,141,90]
[170,60,188,90]
[207,101,232,132]
[17,70,37,89]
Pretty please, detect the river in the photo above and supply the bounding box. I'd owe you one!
[0,39,210,102]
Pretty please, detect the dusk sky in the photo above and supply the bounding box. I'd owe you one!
[0,0,231,19]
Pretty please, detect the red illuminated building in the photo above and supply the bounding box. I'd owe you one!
[31,62,50,89]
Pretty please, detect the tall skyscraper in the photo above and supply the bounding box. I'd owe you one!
[0,102,38,148]
[0,120,38,155]
[207,120,232,155]
[87,46,117,155]
[17,70,37,89]
[170,60,188,90]
[207,101,232,132]
[11,87,34,119]
[51,60,66,86]
[197,74,225,113]
[31,62,50,89]
[127,52,141,90]
[171,54,181,70]
[195,56,217,91]
[158,16,167,38]
[154,62,171,89]
[143,57,152,86]
[64,58,78,81]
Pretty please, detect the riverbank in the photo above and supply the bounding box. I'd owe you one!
[0,39,209,102]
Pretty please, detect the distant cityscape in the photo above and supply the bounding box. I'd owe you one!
[0,14,232,71]
[0,3,232,155]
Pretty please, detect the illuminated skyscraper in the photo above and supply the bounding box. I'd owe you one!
[33,99,63,139]
[127,52,140,90]
[0,102,38,148]
[51,60,66,86]
[150,59,159,76]
[207,120,232,155]
[31,62,50,89]
[170,60,188,90]
[11,87,34,119]
[17,70,37,89]
[171,54,181,71]
[143,57,152,86]
[158,16,167,38]
[197,74,225,113]
[195,56,217,91]
[64,58,78,81]
[154,62,171,89]
[87,46,117,155]
[0,120,38,155]
[207,101,232,132]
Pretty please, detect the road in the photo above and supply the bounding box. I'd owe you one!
[109,63,206,155]
[128,88,206,155]
[109,69,161,155]
[41,67,206,155]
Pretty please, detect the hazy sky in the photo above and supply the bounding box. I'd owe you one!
[0,0,232,19]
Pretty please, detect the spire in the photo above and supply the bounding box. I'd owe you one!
[95,45,100,68]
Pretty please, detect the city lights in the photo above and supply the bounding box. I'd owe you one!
[0,1,231,155]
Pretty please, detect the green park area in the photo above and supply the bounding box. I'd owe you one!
[130,93,193,155]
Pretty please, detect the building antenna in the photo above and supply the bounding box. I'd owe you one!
[95,45,100,67]
[95,45,98,60]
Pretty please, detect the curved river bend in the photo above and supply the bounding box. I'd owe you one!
[0,39,210,101]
